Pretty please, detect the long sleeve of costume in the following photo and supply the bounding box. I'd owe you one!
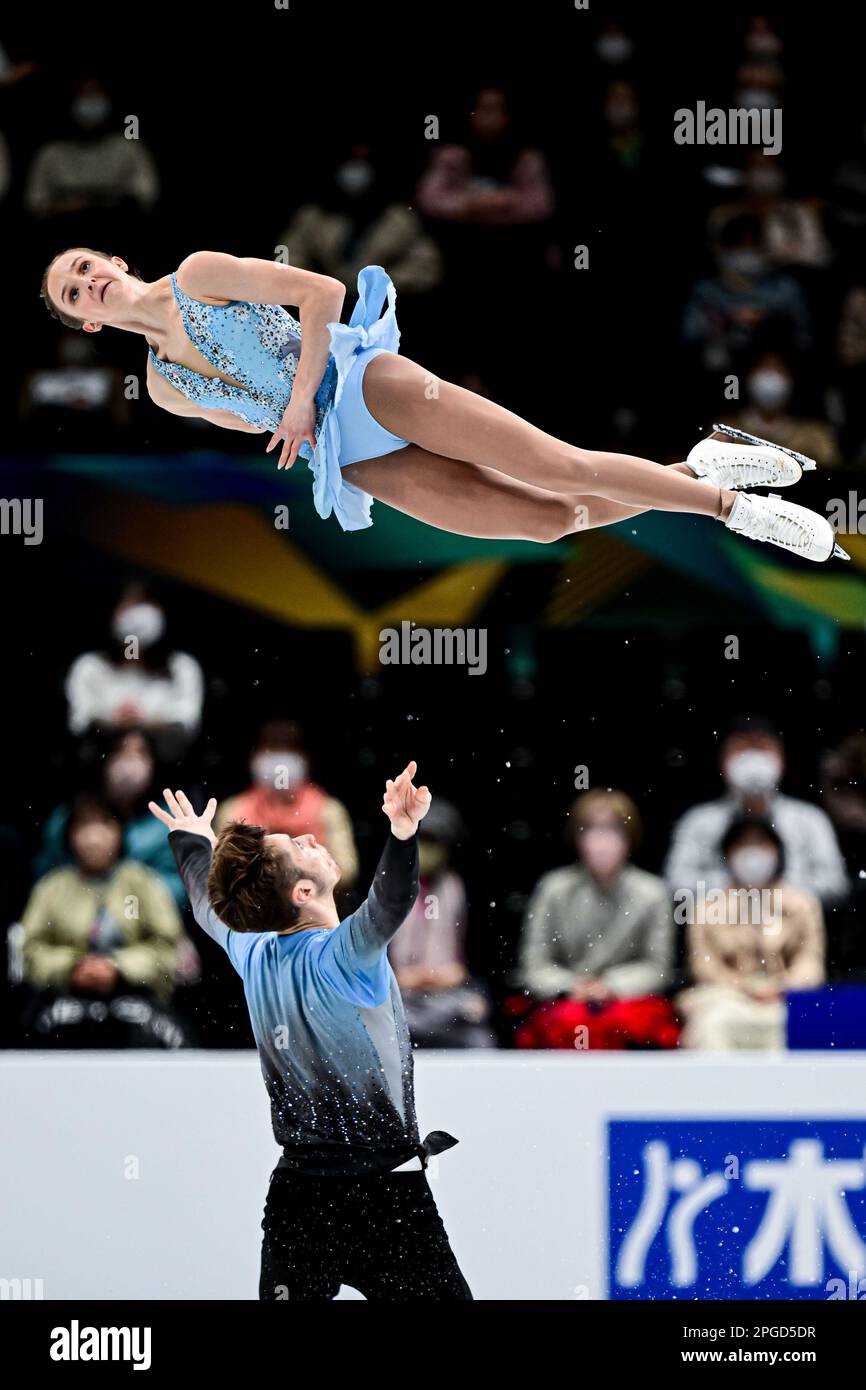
[318,833,419,1001]
[168,829,253,976]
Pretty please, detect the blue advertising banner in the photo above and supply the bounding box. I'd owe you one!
[608,1120,866,1300]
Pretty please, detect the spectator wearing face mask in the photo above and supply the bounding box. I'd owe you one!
[708,153,831,272]
[21,794,186,1048]
[416,85,555,230]
[677,817,825,1051]
[664,717,848,912]
[34,730,186,906]
[65,581,204,760]
[593,20,636,68]
[23,75,159,249]
[724,348,840,467]
[214,719,359,888]
[820,734,866,979]
[277,140,443,297]
[416,85,557,405]
[514,790,678,1050]
[388,798,496,1049]
[682,213,812,373]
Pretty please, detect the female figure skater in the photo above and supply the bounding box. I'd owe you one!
[41,249,847,561]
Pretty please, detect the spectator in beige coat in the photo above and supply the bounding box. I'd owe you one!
[678,817,825,1050]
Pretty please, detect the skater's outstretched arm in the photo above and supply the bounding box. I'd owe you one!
[177,252,347,469]
[148,788,253,974]
[319,763,430,993]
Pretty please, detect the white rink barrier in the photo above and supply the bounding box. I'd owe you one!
[2,1051,866,1301]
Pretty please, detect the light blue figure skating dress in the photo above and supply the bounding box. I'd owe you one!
[147,263,411,531]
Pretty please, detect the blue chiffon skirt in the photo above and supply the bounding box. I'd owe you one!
[306,265,411,532]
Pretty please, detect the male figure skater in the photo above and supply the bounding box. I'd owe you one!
[149,763,472,1301]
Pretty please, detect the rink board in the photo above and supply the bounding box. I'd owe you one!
[2,1051,865,1301]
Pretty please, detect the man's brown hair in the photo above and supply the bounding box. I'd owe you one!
[208,822,303,934]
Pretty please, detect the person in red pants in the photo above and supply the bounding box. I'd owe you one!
[513,789,679,1050]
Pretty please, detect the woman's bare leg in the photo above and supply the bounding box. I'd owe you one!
[342,448,694,539]
[361,354,737,520]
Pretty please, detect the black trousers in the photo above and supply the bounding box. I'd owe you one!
[259,1167,473,1301]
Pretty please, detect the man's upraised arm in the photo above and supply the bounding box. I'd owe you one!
[168,829,232,953]
[318,832,419,997]
[148,790,251,976]
[318,762,430,1001]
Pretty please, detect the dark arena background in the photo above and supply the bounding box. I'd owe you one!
[2,0,866,1337]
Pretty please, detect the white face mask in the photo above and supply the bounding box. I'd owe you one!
[72,94,111,129]
[105,755,152,798]
[595,33,634,64]
[748,368,792,410]
[729,846,779,887]
[335,160,374,197]
[725,749,783,796]
[112,603,166,650]
[252,750,308,792]
[737,88,777,111]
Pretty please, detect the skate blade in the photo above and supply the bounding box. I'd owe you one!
[712,422,817,471]
[833,542,851,561]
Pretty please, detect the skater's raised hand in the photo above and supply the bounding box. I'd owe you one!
[266,396,318,471]
[381,761,432,840]
[148,788,218,847]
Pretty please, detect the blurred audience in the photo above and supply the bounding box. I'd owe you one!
[820,734,866,979]
[21,794,186,1047]
[682,213,812,374]
[278,140,442,296]
[708,153,831,272]
[65,580,204,760]
[35,729,185,907]
[515,790,677,1050]
[677,817,825,1050]
[215,718,359,888]
[388,798,496,1048]
[835,281,866,460]
[665,717,848,910]
[724,346,841,467]
[416,86,555,229]
[24,76,159,246]
[19,331,132,445]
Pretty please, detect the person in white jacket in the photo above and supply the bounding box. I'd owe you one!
[665,718,848,911]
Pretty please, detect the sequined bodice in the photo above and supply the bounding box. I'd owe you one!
[147,273,337,448]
